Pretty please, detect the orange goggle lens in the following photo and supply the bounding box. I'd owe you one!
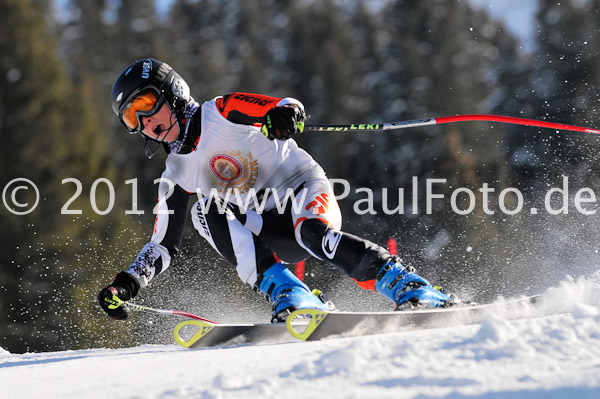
[122,91,159,130]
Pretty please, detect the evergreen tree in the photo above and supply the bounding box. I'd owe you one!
[0,0,141,352]
[516,1,600,188]
[166,0,233,99]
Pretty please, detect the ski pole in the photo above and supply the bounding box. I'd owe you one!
[305,114,600,135]
[126,301,218,323]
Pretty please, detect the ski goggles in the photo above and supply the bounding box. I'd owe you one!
[119,88,164,133]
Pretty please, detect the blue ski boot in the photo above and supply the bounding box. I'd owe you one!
[375,257,454,310]
[256,263,329,322]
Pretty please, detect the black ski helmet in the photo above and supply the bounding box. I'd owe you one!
[111,58,190,135]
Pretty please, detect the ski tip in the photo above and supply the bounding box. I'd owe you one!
[286,309,328,341]
[173,320,216,348]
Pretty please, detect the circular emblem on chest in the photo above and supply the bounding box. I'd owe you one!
[209,154,243,182]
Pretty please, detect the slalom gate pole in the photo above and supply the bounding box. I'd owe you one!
[126,302,218,323]
[304,114,600,135]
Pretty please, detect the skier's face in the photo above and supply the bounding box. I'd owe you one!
[141,102,180,142]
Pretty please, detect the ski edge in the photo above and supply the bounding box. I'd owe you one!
[285,294,540,341]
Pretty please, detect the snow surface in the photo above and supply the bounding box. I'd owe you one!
[2,272,600,399]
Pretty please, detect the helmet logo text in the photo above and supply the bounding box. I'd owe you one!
[141,60,152,79]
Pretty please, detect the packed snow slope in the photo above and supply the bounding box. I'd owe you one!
[2,272,600,399]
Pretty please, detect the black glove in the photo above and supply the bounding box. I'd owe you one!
[97,272,140,320]
[261,106,306,140]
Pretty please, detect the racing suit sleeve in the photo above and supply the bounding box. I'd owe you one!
[124,176,191,287]
[215,92,304,126]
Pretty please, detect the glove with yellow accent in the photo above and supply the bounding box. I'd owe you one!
[97,272,140,320]
[261,105,306,141]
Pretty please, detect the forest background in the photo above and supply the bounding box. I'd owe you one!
[1,0,600,353]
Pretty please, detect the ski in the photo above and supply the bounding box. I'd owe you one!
[285,295,540,341]
[172,295,540,347]
[173,319,302,348]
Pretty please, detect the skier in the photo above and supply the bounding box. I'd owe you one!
[98,58,454,322]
